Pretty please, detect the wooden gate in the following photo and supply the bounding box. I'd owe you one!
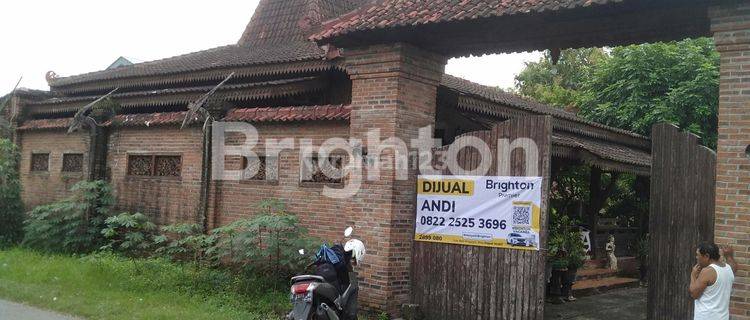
[648,123,716,319]
[411,116,552,320]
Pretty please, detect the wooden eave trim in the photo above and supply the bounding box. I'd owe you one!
[26,79,326,116]
[456,95,650,149]
[50,60,340,95]
[552,144,651,176]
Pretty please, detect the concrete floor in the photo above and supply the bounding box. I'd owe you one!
[544,287,647,320]
[0,299,80,320]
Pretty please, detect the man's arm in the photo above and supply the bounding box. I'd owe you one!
[689,265,715,300]
[723,247,739,276]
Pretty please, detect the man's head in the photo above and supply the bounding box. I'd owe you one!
[696,242,721,267]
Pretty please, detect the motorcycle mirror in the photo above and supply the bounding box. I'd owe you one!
[344,227,353,237]
[298,249,305,255]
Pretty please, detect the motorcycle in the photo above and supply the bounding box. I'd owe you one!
[286,227,365,320]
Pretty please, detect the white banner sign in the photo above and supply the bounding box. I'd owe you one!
[415,175,543,251]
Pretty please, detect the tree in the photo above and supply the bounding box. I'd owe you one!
[515,48,607,109]
[0,139,24,247]
[1,77,22,138]
[515,39,719,149]
[578,38,719,148]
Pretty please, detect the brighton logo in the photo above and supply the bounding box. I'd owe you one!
[211,122,539,199]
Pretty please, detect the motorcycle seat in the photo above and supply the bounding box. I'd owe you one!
[291,275,325,283]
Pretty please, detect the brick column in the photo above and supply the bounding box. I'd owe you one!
[345,43,446,316]
[711,3,750,319]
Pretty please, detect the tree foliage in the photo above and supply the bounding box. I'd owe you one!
[578,38,719,148]
[207,199,320,280]
[515,38,719,148]
[155,223,218,267]
[101,212,160,258]
[150,199,319,280]
[515,48,607,109]
[23,180,114,253]
[0,139,24,247]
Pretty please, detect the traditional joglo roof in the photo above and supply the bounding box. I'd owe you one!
[17,0,652,175]
[48,0,364,92]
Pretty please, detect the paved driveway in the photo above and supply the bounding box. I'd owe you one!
[0,300,80,320]
[545,287,647,320]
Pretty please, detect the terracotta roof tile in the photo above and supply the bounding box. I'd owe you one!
[17,118,72,131]
[225,105,351,122]
[312,0,623,41]
[19,104,350,131]
[51,0,365,89]
[49,44,325,88]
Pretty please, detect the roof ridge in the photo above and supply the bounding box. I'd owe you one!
[51,45,238,85]
[237,0,365,47]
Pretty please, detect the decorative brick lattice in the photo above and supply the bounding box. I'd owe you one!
[62,153,84,172]
[302,154,343,183]
[128,155,182,177]
[243,156,267,180]
[155,156,181,177]
[127,155,153,176]
[30,153,49,172]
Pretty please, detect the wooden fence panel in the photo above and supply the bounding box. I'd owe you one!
[648,123,716,320]
[411,116,552,320]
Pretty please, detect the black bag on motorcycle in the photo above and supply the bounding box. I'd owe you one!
[330,244,352,289]
[315,262,341,291]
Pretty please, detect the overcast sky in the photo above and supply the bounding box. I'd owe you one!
[1,0,542,93]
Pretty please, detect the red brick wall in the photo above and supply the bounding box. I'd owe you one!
[107,126,203,225]
[345,43,447,316]
[209,121,352,241]
[711,3,750,319]
[18,130,90,209]
[16,42,448,317]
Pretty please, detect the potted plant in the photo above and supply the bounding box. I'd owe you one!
[547,209,586,303]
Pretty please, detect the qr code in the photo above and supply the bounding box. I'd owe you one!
[513,206,531,225]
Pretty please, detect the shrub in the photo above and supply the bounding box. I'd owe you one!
[101,212,159,258]
[210,199,319,280]
[155,223,218,266]
[547,209,586,270]
[23,180,114,253]
[0,139,24,247]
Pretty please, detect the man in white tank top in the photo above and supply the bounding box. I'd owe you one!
[689,242,738,320]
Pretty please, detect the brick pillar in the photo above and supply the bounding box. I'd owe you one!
[711,3,750,319]
[345,43,446,316]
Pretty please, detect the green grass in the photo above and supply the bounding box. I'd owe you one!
[0,248,290,319]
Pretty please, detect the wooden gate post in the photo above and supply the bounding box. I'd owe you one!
[411,115,552,320]
[648,123,716,319]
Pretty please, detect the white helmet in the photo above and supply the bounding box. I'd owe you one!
[344,239,366,265]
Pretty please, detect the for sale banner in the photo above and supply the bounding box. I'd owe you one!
[415,175,542,251]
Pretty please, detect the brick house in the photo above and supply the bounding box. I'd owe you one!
[7,0,706,317]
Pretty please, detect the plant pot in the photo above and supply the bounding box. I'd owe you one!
[639,265,648,281]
